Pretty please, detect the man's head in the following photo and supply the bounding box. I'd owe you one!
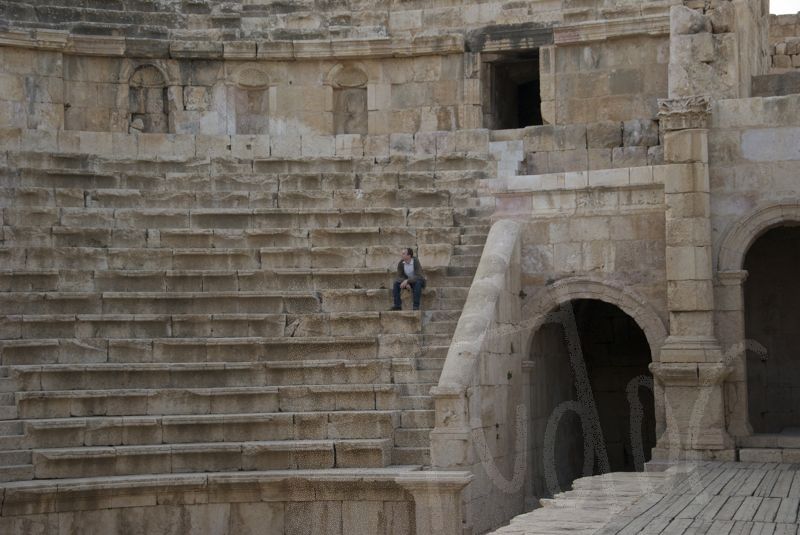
[401,248,413,262]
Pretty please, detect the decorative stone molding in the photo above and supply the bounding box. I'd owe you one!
[650,361,733,387]
[326,63,369,89]
[716,270,748,286]
[0,28,465,60]
[657,96,712,131]
[229,63,271,89]
[554,15,670,45]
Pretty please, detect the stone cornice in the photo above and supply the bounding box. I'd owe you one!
[554,14,669,45]
[0,28,465,60]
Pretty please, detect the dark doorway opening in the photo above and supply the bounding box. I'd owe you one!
[744,225,800,434]
[484,52,542,130]
[528,299,655,498]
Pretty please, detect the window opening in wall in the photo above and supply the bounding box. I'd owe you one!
[484,51,542,130]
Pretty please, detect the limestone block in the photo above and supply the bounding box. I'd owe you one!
[623,119,659,147]
[612,147,648,168]
[588,168,630,188]
[418,244,452,268]
[554,124,587,150]
[586,121,621,149]
[708,1,734,33]
[671,5,711,35]
[663,130,708,163]
[270,132,301,158]
[364,134,389,157]
[286,501,342,535]
[302,135,335,157]
[232,135,270,159]
[454,129,489,154]
[335,134,364,157]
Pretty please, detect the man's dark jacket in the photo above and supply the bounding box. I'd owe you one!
[396,258,425,285]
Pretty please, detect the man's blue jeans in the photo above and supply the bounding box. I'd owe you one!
[393,279,424,309]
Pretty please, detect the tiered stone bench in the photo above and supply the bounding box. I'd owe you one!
[0,151,491,487]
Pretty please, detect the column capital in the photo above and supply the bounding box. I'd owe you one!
[658,96,711,131]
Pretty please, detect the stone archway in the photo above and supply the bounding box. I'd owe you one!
[521,278,667,498]
[716,203,800,439]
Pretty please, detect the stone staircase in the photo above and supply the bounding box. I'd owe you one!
[0,152,490,483]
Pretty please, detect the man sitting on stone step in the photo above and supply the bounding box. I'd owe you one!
[390,247,426,311]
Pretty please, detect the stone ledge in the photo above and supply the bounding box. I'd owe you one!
[554,14,670,45]
[0,28,464,60]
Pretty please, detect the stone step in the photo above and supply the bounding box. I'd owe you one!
[3,225,463,249]
[31,438,393,479]
[415,358,446,371]
[7,245,455,272]
[22,410,400,449]
[0,336,380,365]
[0,291,319,314]
[1,311,421,339]
[0,420,23,435]
[460,234,489,245]
[0,449,32,465]
[394,428,431,448]
[423,334,454,345]
[400,410,435,429]
[4,207,422,230]
[454,244,484,256]
[422,320,458,335]
[17,384,399,419]
[0,464,34,483]
[393,446,430,466]
[449,254,482,267]
[0,266,470,293]
[12,360,395,390]
[0,434,25,450]
[0,287,465,315]
[399,396,434,410]
[3,205,454,230]
[2,166,488,193]
[417,345,449,359]
[0,405,19,420]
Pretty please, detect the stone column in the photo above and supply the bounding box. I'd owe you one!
[716,269,752,438]
[650,96,734,462]
[395,472,472,535]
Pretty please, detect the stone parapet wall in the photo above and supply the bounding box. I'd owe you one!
[0,469,470,534]
[430,219,524,534]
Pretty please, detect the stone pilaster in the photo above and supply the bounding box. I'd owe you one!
[651,96,734,461]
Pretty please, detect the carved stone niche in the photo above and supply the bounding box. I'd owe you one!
[657,95,711,131]
[129,64,169,134]
[328,64,368,135]
[231,65,270,135]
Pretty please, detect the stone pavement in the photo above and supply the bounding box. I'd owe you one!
[491,462,800,535]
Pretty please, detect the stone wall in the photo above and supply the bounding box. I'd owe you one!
[769,13,800,70]
[545,35,669,125]
[709,93,800,441]
[0,47,468,136]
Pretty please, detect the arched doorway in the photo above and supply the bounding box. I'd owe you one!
[528,299,656,498]
[744,225,800,434]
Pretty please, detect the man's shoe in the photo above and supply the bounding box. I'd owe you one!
[389,306,402,311]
